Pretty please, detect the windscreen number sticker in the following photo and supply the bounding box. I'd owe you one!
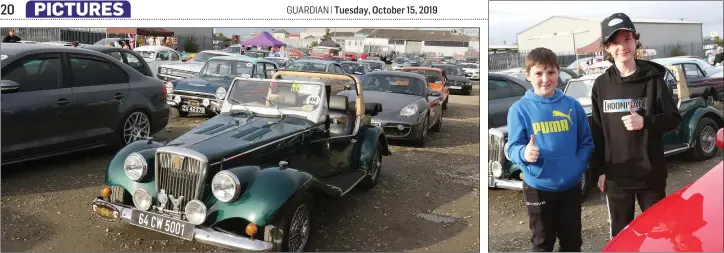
[304,95,320,106]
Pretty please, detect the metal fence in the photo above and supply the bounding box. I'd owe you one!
[489,42,712,72]
[1,27,109,44]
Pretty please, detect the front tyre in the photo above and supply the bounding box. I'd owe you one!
[688,117,718,160]
[358,142,382,189]
[268,192,313,252]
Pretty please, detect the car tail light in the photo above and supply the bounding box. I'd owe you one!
[716,128,724,150]
[161,83,167,97]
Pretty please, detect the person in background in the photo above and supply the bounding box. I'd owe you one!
[361,52,367,60]
[3,29,22,43]
[714,46,724,66]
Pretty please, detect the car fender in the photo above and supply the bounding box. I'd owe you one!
[105,140,164,195]
[685,106,724,144]
[357,125,391,173]
[206,166,317,227]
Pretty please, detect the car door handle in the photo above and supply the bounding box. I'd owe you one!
[57,98,70,105]
[114,93,125,100]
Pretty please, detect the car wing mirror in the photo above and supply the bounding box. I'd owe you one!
[364,103,382,116]
[0,80,20,93]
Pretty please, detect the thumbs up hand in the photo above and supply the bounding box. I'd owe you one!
[524,135,540,163]
[621,105,644,131]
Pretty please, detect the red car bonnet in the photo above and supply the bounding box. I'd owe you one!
[602,161,724,252]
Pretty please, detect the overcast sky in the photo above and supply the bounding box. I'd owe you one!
[489,1,723,46]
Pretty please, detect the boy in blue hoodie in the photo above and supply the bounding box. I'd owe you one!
[505,47,594,252]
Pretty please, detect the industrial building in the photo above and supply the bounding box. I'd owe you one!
[516,16,704,57]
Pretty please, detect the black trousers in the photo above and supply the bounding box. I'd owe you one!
[605,182,666,238]
[523,182,582,252]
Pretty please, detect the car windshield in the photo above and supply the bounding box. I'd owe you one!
[227,79,323,113]
[564,79,595,103]
[438,66,464,76]
[136,51,156,59]
[285,62,328,72]
[312,48,332,54]
[193,52,225,62]
[341,62,366,74]
[461,64,478,69]
[402,69,442,82]
[199,60,254,79]
[367,62,384,70]
[222,46,242,54]
[361,75,426,96]
[246,51,268,58]
[394,58,406,64]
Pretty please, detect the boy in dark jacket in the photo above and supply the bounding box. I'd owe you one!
[506,47,594,251]
[589,13,682,239]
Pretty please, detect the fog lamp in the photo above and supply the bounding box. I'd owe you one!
[133,189,152,211]
[246,223,258,237]
[100,186,112,198]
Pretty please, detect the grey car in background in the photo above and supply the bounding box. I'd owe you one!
[1,43,169,165]
[337,71,443,147]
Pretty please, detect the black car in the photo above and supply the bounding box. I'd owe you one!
[283,59,347,74]
[338,71,443,147]
[432,64,473,95]
[0,43,169,165]
[488,73,533,128]
[79,44,155,77]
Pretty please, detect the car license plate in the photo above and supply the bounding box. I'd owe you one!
[181,105,205,114]
[130,209,194,240]
[449,86,462,89]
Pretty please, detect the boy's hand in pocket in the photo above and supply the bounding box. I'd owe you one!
[524,135,539,163]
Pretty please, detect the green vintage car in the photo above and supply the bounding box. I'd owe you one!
[90,71,391,251]
[488,66,723,198]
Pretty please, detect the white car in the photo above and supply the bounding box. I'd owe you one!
[460,63,480,80]
[157,50,236,81]
[652,57,723,78]
[133,45,183,77]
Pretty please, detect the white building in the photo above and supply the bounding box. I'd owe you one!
[517,16,704,56]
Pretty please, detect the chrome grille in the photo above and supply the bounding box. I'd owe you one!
[488,133,505,165]
[155,148,208,211]
[174,90,217,100]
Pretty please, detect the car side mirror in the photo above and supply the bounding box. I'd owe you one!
[0,80,20,93]
[364,102,382,116]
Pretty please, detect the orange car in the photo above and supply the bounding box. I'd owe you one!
[401,67,450,110]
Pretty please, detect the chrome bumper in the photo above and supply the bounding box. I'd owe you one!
[488,175,524,190]
[91,198,273,252]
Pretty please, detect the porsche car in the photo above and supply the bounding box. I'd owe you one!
[401,67,450,110]
[90,71,391,252]
[338,71,443,146]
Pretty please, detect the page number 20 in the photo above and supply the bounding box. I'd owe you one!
[1,4,14,15]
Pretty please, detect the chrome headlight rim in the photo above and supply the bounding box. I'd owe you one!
[124,152,147,181]
[399,103,419,118]
[490,161,503,178]
[211,171,241,203]
[215,87,227,100]
[184,199,207,225]
[133,188,152,211]
[160,67,167,74]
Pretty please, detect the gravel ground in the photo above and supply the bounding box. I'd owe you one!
[1,82,481,252]
[488,102,724,252]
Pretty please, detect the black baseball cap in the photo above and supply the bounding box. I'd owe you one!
[601,13,636,43]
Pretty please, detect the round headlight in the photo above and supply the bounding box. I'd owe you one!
[211,171,240,203]
[491,161,503,178]
[184,200,207,225]
[399,104,419,117]
[174,95,182,103]
[160,67,167,74]
[165,82,174,94]
[215,87,227,100]
[133,189,152,211]
[124,153,147,181]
